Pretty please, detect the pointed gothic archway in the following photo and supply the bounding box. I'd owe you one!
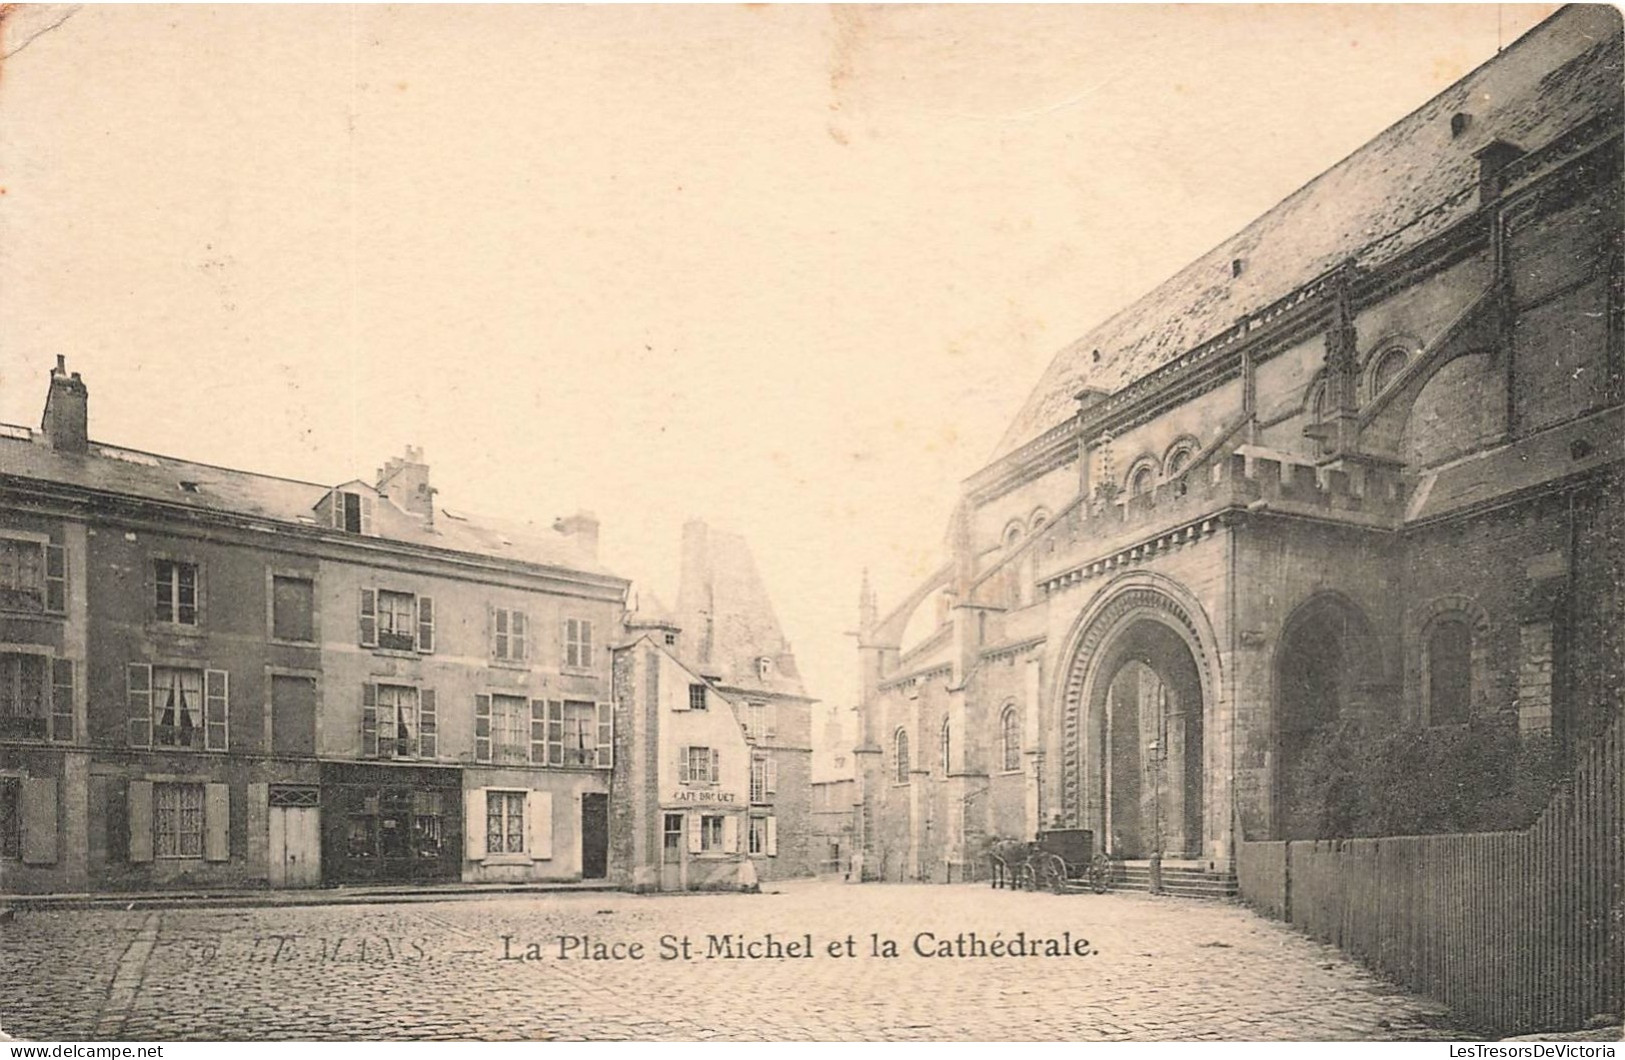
[1057,576,1219,860]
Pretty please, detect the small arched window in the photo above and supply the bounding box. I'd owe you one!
[1167,447,1193,476]
[1000,705,1020,772]
[1131,466,1156,498]
[1004,524,1024,550]
[1372,348,1408,396]
[1427,617,1472,726]
[894,729,911,784]
[939,717,951,774]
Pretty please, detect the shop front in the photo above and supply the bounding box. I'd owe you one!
[320,761,462,885]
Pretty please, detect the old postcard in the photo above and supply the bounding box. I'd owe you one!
[0,3,1620,1045]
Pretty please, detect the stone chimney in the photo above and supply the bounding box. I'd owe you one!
[41,356,89,454]
[553,510,600,561]
[376,445,435,521]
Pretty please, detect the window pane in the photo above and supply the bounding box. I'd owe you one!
[272,576,315,641]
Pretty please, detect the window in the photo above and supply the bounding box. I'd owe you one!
[699,814,724,853]
[894,729,910,784]
[486,791,525,855]
[362,683,433,760]
[154,560,198,625]
[493,608,528,662]
[126,665,227,751]
[663,813,684,855]
[0,653,47,740]
[757,657,773,680]
[748,816,767,855]
[1001,705,1021,772]
[271,576,315,642]
[743,700,776,740]
[1428,618,1473,726]
[560,700,598,766]
[490,694,528,765]
[359,588,434,653]
[328,490,372,534]
[750,755,777,803]
[154,782,205,859]
[664,632,677,646]
[1167,447,1195,477]
[1130,465,1156,498]
[377,590,415,651]
[688,683,708,711]
[940,718,951,774]
[0,537,63,614]
[0,777,18,859]
[564,618,594,670]
[1372,348,1408,396]
[680,745,719,785]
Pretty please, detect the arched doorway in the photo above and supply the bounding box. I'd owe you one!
[1095,620,1204,858]
[1059,581,1215,862]
[1274,593,1381,839]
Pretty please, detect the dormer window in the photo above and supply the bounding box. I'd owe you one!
[757,657,773,680]
[320,487,374,535]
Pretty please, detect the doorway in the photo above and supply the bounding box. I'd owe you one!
[268,786,321,888]
[580,792,609,879]
[660,812,684,891]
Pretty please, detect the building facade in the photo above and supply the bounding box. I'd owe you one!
[1,362,627,892]
[853,7,1624,884]
[668,519,817,881]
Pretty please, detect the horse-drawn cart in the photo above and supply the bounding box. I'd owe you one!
[987,829,1112,894]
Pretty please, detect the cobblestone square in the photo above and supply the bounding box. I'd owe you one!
[2,882,1480,1041]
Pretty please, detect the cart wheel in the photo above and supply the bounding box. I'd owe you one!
[1040,852,1069,894]
[1015,861,1036,891]
[1088,853,1112,894]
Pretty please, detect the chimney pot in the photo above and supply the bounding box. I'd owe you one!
[42,357,89,454]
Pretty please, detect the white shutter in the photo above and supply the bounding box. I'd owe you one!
[687,812,703,854]
[722,815,739,854]
[677,745,690,785]
[595,701,613,768]
[204,783,230,862]
[526,790,553,860]
[21,776,58,865]
[128,780,154,863]
[765,756,778,795]
[765,815,778,857]
[465,788,487,862]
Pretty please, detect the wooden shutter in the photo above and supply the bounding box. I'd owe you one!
[494,608,508,660]
[204,783,230,862]
[359,493,374,535]
[722,815,739,855]
[418,688,437,759]
[562,617,576,668]
[546,700,564,766]
[359,588,378,647]
[581,620,593,668]
[765,756,778,795]
[45,543,66,614]
[766,702,778,737]
[128,780,154,863]
[465,788,486,862]
[526,790,553,860]
[204,669,229,751]
[595,702,613,768]
[474,694,492,764]
[21,776,58,865]
[765,815,778,857]
[126,663,152,749]
[677,745,690,785]
[710,748,721,786]
[361,683,378,758]
[686,812,702,854]
[416,596,435,653]
[512,611,527,661]
[50,657,73,742]
[529,699,546,764]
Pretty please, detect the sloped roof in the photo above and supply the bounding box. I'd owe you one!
[0,431,617,577]
[673,519,809,699]
[993,5,1623,459]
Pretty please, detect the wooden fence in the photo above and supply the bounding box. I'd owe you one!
[1237,711,1623,1035]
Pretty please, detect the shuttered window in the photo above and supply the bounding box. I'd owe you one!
[361,588,433,653]
[154,783,205,858]
[494,608,528,662]
[564,618,594,670]
[486,791,525,855]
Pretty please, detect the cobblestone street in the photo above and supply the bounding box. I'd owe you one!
[2,882,1478,1041]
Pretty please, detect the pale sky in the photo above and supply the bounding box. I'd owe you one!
[0,3,1557,709]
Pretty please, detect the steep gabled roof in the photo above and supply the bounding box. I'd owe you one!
[992,5,1623,460]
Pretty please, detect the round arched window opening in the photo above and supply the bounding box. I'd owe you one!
[1000,705,1020,772]
[894,729,911,784]
[1372,348,1408,396]
[1131,466,1156,498]
[1167,447,1194,476]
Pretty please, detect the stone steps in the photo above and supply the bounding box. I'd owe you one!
[1064,863,1238,900]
